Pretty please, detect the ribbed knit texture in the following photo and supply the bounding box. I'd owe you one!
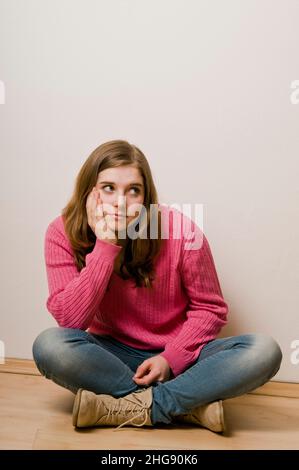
[44,204,229,377]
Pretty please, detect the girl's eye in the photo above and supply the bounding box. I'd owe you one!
[102,185,140,195]
[130,187,140,195]
[103,185,113,192]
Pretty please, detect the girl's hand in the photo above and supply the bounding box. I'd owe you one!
[86,187,118,245]
[133,355,172,386]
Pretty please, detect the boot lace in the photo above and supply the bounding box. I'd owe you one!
[100,401,151,431]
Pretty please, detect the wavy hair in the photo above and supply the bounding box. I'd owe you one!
[61,139,164,289]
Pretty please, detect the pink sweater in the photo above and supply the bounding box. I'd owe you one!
[44,204,228,377]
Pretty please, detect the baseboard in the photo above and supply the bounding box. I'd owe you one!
[1,358,298,398]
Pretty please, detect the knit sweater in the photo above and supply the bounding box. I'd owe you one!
[44,203,228,377]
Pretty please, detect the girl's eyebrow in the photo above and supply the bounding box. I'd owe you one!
[98,181,143,187]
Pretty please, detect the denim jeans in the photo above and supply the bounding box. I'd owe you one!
[32,327,282,425]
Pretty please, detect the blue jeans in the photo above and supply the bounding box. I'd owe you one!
[32,327,282,425]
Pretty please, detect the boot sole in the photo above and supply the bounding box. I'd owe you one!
[217,400,226,433]
[72,388,83,427]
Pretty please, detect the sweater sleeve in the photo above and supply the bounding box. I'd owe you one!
[159,225,228,377]
[44,222,122,330]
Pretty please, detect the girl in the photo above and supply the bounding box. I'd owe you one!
[32,139,282,433]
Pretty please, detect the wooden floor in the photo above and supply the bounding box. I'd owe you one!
[0,359,299,450]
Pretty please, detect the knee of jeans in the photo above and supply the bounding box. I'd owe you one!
[32,327,69,371]
[248,333,283,378]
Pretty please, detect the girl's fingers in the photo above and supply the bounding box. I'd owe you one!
[86,192,93,211]
[95,188,101,203]
[91,188,99,210]
[86,187,103,219]
[92,190,98,206]
[90,188,102,217]
[97,203,103,216]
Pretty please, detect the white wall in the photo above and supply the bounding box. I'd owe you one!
[0,0,298,382]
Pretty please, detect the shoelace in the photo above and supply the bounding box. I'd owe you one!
[113,409,150,431]
[102,401,150,432]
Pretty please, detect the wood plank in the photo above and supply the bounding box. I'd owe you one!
[0,358,40,376]
[249,381,299,399]
[32,394,299,450]
[0,372,299,450]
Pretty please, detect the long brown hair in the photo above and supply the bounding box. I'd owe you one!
[61,139,164,289]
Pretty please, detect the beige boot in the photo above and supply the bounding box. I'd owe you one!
[72,387,154,431]
[173,400,225,433]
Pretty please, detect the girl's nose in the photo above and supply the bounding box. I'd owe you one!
[112,194,126,209]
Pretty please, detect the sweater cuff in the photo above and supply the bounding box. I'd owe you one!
[91,238,122,261]
[160,346,200,377]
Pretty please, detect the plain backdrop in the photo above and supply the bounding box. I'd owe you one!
[0,0,298,382]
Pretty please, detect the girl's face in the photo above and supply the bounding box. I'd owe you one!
[96,165,145,233]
